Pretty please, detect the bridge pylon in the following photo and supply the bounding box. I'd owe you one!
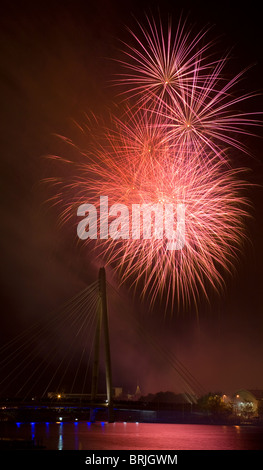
[90,267,114,422]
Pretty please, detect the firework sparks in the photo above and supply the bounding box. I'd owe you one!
[46,14,259,309]
[116,15,260,161]
[115,15,214,108]
[47,114,250,309]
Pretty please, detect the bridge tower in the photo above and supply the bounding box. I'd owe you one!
[90,267,114,422]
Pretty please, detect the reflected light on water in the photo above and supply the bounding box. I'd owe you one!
[58,423,63,451]
[4,421,263,450]
[30,422,35,439]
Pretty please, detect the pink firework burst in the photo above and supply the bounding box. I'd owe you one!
[116,15,213,108]
[46,14,259,309]
[46,112,250,309]
[115,15,260,161]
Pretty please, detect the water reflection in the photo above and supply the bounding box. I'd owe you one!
[30,422,35,440]
[74,420,79,449]
[58,423,63,451]
[5,421,263,450]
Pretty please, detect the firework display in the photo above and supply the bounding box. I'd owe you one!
[116,16,259,160]
[47,15,259,308]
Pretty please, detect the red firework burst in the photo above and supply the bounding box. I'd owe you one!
[115,15,260,160]
[46,14,259,309]
[46,112,250,309]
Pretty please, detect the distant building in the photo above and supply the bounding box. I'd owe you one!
[126,384,142,401]
[233,389,263,415]
[134,384,141,399]
[113,387,123,399]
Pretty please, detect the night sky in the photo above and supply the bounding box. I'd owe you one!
[0,0,262,398]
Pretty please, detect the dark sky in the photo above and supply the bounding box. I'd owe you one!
[0,0,262,398]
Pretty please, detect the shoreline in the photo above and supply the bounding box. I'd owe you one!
[1,409,263,427]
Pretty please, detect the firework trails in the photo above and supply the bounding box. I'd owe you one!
[47,15,259,309]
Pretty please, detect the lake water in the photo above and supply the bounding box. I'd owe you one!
[1,421,263,450]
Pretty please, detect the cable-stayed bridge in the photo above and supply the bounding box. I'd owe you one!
[0,267,204,422]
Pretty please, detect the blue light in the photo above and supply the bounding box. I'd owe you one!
[87,422,91,426]
[101,421,105,426]
[31,422,35,439]
[16,422,21,428]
